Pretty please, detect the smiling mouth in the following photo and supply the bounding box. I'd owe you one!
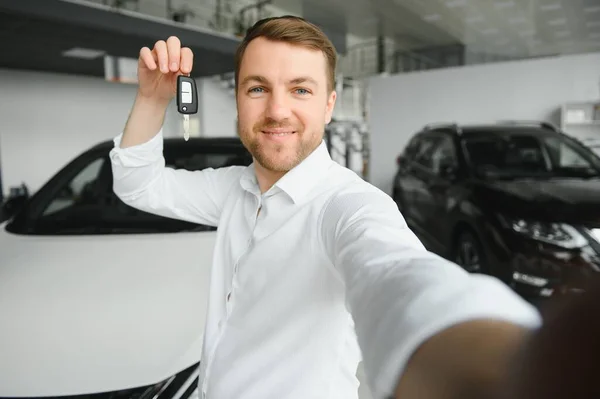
[261,131,296,136]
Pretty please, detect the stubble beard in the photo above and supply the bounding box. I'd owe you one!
[239,120,320,173]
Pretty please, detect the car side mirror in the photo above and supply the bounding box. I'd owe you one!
[1,184,29,221]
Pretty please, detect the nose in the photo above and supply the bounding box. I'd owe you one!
[265,90,292,121]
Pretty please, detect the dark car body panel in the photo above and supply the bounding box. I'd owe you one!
[392,123,600,300]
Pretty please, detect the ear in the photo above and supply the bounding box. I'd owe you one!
[325,90,337,125]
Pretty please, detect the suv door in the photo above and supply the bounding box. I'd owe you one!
[393,134,425,224]
[423,133,460,250]
[403,133,443,233]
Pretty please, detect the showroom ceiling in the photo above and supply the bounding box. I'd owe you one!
[289,0,600,56]
[0,0,598,80]
[387,0,600,56]
[84,0,600,57]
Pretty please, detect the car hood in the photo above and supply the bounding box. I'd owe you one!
[0,223,215,396]
[474,178,600,225]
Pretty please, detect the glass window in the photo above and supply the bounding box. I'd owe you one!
[413,135,443,170]
[429,136,458,175]
[43,157,105,217]
[463,131,600,179]
[15,144,253,235]
[543,136,593,168]
[402,135,422,161]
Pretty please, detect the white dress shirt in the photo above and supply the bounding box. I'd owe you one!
[110,130,542,399]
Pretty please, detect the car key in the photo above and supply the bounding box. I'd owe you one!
[177,74,198,141]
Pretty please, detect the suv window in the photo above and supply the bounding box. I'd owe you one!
[463,130,600,179]
[403,135,423,162]
[413,135,443,169]
[429,135,458,176]
[8,144,252,235]
[544,136,593,168]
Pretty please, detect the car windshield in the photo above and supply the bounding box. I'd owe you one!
[6,142,253,235]
[462,131,600,180]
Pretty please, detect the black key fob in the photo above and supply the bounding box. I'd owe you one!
[177,75,198,114]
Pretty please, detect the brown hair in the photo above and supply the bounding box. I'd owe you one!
[234,15,337,92]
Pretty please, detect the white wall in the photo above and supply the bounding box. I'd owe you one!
[197,77,238,137]
[0,69,236,196]
[367,51,600,195]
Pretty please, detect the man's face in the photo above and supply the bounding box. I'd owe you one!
[236,37,336,173]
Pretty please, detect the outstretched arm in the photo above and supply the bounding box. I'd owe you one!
[320,186,541,399]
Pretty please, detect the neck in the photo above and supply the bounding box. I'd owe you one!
[254,163,287,194]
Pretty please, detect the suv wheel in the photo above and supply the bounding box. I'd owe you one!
[454,230,486,274]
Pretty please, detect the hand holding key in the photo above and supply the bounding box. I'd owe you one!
[137,36,193,104]
[121,36,196,148]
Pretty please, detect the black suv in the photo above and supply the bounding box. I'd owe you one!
[392,121,600,300]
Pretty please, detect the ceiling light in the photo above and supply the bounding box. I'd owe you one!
[584,6,600,13]
[494,1,515,9]
[423,14,442,22]
[590,31,600,38]
[540,3,561,11]
[555,30,571,37]
[587,21,600,28]
[62,47,106,59]
[548,18,566,25]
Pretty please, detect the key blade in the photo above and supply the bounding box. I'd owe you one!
[183,115,190,141]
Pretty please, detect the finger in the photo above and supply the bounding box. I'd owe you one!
[180,47,193,74]
[139,47,157,70]
[166,36,181,72]
[153,40,169,73]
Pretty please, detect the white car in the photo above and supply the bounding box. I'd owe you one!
[0,137,253,397]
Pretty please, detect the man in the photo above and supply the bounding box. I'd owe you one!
[110,16,542,399]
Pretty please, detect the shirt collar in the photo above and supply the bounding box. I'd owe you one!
[239,140,333,203]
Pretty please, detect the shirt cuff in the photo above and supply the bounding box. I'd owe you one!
[109,129,164,167]
[372,274,542,399]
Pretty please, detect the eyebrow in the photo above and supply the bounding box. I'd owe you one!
[239,75,319,87]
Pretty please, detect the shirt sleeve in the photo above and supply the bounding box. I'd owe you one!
[320,185,543,399]
[109,130,244,227]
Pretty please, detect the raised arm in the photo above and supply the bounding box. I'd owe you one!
[320,184,542,399]
[110,36,242,226]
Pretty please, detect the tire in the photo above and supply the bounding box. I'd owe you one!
[453,229,487,274]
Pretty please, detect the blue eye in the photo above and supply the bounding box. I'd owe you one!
[249,87,264,93]
[295,88,309,95]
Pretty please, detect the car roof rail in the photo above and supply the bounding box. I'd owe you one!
[423,122,462,135]
[496,119,560,133]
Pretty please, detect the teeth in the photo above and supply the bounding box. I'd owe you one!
[266,132,291,136]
